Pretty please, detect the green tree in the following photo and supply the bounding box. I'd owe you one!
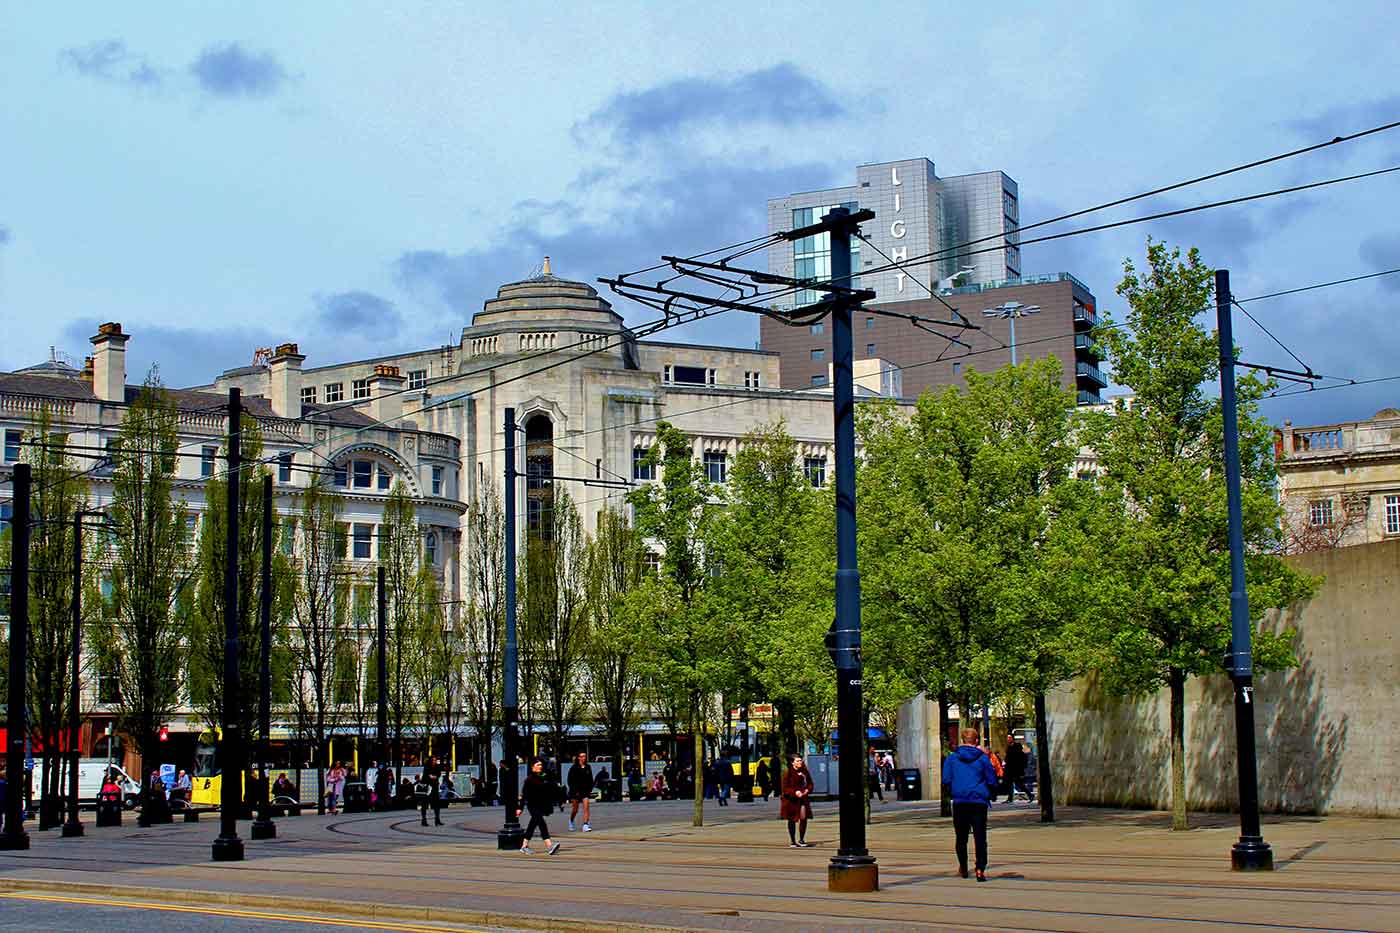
[1084,240,1317,830]
[583,505,648,784]
[99,376,193,774]
[286,479,349,813]
[189,416,290,753]
[709,421,830,795]
[520,487,588,761]
[627,421,729,826]
[380,480,429,766]
[461,476,505,774]
[18,409,88,825]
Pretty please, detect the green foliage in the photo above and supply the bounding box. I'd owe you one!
[583,505,648,768]
[461,475,505,770]
[380,480,431,763]
[101,375,193,768]
[1082,239,1319,827]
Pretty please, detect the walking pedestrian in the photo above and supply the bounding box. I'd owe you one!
[325,761,347,814]
[780,753,814,848]
[942,727,998,882]
[1022,743,1038,802]
[567,751,595,832]
[717,758,732,806]
[755,758,771,801]
[867,752,885,803]
[517,757,561,855]
[1002,737,1028,803]
[419,755,443,826]
[883,751,897,791]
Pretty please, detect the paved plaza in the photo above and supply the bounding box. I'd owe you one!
[1,798,1397,932]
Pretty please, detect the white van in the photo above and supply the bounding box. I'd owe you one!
[28,759,143,809]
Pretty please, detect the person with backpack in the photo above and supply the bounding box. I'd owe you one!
[517,757,562,855]
[942,727,999,882]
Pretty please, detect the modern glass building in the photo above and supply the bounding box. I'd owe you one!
[766,158,1020,310]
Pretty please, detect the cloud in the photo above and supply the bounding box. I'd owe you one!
[60,319,283,388]
[313,290,403,334]
[0,225,10,247]
[59,40,163,88]
[576,63,847,149]
[1359,233,1400,291]
[189,42,291,98]
[1287,95,1400,143]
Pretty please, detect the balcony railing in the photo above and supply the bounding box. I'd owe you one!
[1076,362,1108,386]
[944,271,1093,296]
[1073,333,1099,353]
[1077,389,1104,406]
[1073,303,1098,327]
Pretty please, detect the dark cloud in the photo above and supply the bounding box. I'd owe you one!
[189,43,291,98]
[393,160,839,351]
[313,290,403,333]
[576,63,846,147]
[59,40,163,88]
[1359,233,1400,291]
[60,319,283,388]
[0,225,10,246]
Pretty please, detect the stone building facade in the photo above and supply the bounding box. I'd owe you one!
[1275,407,1400,551]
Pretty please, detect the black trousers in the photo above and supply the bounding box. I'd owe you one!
[420,794,441,822]
[523,810,551,841]
[953,802,989,871]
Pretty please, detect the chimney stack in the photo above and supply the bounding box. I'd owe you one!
[368,364,405,425]
[81,357,95,386]
[268,342,306,419]
[90,323,128,402]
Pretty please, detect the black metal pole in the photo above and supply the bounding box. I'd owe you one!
[376,566,387,769]
[1,463,31,851]
[737,704,752,803]
[1217,269,1273,871]
[251,475,276,840]
[213,388,245,861]
[824,207,878,893]
[497,407,523,850]
[62,511,84,837]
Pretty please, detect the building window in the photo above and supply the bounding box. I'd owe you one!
[707,368,717,386]
[424,531,437,565]
[408,369,428,390]
[352,523,372,559]
[644,551,661,574]
[281,519,296,555]
[98,437,119,475]
[324,382,344,403]
[811,374,828,387]
[866,317,875,330]
[791,202,860,306]
[866,343,876,356]
[663,365,672,384]
[1,501,11,534]
[1386,495,1400,535]
[804,456,827,488]
[744,371,761,389]
[671,365,707,386]
[278,453,292,483]
[432,466,443,496]
[301,385,317,406]
[333,464,348,487]
[377,464,392,491]
[953,362,961,374]
[1308,498,1334,527]
[810,323,825,336]
[704,450,727,484]
[3,429,22,462]
[632,447,655,481]
[811,349,824,362]
[353,460,373,489]
[201,445,217,478]
[353,378,371,400]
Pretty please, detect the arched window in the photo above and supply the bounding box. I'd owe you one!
[425,531,438,565]
[524,414,554,538]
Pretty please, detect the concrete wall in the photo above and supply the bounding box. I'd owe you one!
[1046,538,1398,816]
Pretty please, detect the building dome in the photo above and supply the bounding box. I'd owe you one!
[471,256,623,329]
[1374,407,1400,420]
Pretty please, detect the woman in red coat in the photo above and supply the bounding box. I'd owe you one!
[780,753,814,847]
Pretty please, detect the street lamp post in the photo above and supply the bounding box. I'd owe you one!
[497,407,525,851]
[981,301,1041,365]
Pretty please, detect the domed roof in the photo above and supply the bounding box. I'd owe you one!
[472,256,623,329]
[1374,407,1400,420]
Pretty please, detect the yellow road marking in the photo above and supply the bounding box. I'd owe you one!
[0,892,495,932]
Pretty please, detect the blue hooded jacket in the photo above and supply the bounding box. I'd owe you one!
[941,745,999,805]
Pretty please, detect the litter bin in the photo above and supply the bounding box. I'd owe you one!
[342,782,371,813]
[96,790,123,827]
[897,768,922,801]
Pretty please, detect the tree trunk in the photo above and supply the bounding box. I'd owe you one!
[937,690,951,818]
[1034,690,1054,823]
[1169,668,1188,831]
[692,730,704,827]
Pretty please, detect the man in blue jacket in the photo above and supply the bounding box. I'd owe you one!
[941,727,999,881]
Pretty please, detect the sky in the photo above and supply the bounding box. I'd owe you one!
[1,1,1397,428]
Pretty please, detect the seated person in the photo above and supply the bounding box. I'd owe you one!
[645,773,665,800]
[593,767,610,799]
[398,776,416,807]
[272,773,298,801]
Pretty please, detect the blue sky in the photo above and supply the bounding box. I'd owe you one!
[1,1,1397,427]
